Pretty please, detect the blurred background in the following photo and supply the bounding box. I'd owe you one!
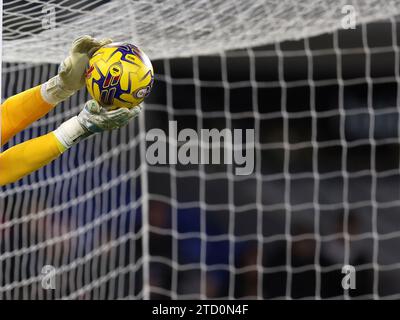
[1,0,400,299]
[143,21,400,299]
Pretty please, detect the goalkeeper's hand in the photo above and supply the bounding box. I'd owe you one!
[53,100,142,151]
[77,100,142,133]
[42,35,112,105]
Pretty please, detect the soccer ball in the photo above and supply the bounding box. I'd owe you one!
[85,42,154,110]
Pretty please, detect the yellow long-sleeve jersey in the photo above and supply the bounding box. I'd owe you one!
[0,85,65,186]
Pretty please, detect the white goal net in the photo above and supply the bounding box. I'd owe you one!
[2,0,400,299]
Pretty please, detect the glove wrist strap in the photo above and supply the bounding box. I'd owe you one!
[53,116,93,150]
[41,75,75,105]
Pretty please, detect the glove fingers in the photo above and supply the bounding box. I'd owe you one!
[106,108,132,122]
[71,35,95,52]
[72,35,92,46]
[99,38,113,47]
[103,108,136,128]
[115,106,142,121]
[114,106,142,120]
[72,35,112,55]
[87,38,113,57]
[129,105,143,118]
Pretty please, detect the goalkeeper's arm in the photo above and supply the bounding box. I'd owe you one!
[0,101,141,186]
[0,35,111,146]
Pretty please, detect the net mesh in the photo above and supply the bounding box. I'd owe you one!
[2,0,400,299]
[3,0,400,63]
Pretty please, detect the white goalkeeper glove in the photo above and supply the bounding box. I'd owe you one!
[53,100,142,151]
[41,35,112,105]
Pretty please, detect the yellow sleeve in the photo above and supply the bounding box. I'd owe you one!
[0,132,64,186]
[1,85,54,147]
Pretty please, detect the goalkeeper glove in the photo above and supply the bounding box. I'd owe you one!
[53,100,142,151]
[41,35,112,105]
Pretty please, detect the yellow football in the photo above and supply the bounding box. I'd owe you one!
[85,42,154,110]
